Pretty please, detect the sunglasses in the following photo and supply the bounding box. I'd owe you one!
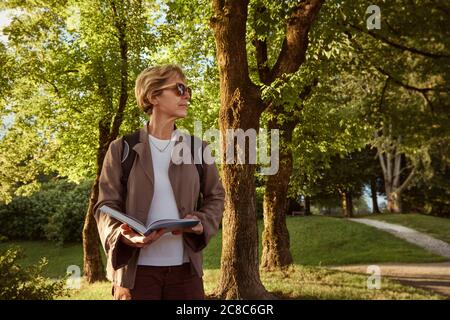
[156,82,192,99]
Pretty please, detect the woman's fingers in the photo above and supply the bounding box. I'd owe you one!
[121,226,174,247]
[142,231,157,243]
[145,229,167,241]
[121,228,141,240]
[120,223,131,231]
[140,229,166,248]
[156,228,167,237]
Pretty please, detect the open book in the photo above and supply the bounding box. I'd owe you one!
[99,205,200,237]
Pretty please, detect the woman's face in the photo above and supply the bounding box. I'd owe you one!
[151,73,191,119]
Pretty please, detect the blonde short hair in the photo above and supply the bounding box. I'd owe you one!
[135,64,187,114]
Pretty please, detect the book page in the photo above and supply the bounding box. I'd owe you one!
[99,205,147,235]
[147,219,199,233]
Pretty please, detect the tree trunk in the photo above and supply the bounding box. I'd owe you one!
[261,141,293,270]
[304,196,311,216]
[370,177,380,214]
[219,157,272,299]
[259,81,318,272]
[377,134,415,214]
[216,96,270,299]
[210,0,324,299]
[340,190,353,217]
[387,191,402,213]
[82,121,113,283]
[82,2,129,283]
[211,0,274,300]
[346,191,353,217]
[82,176,106,282]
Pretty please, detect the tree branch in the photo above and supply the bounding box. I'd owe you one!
[377,150,388,183]
[253,37,272,84]
[396,167,416,194]
[378,76,389,111]
[375,66,450,94]
[210,0,253,94]
[271,0,324,80]
[349,24,450,60]
[419,91,434,113]
[393,145,402,189]
[109,0,128,141]
[252,4,272,84]
[346,34,444,112]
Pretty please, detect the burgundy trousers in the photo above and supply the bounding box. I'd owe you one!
[129,263,205,300]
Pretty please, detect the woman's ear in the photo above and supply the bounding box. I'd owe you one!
[147,93,159,107]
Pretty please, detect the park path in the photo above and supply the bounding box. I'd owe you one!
[331,262,450,298]
[331,218,450,298]
[348,218,450,259]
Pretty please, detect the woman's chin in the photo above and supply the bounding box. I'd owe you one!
[176,110,188,118]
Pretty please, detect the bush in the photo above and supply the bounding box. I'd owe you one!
[43,181,91,243]
[0,179,91,244]
[0,246,68,300]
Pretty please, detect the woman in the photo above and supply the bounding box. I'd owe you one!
[94,65,225,300]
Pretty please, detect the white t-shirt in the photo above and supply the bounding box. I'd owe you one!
[137,132,189,266]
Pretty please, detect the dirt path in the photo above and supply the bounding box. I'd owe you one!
[348,218,450,259]
[330,262,450,298]
[333,219,450,298]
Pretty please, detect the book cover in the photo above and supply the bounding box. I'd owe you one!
[99,205,200,236]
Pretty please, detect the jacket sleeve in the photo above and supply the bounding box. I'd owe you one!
[184,142,225,252]
[93,138,137,270]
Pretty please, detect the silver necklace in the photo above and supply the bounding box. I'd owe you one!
[149,136,172,153]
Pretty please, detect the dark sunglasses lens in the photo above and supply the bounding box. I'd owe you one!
[176,83,185,96]
[177,83,191,98]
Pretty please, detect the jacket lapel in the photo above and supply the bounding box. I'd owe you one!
[132,124,185,185]
[133,126,154,184]
[169,131,189,214]
[132,124,189,215]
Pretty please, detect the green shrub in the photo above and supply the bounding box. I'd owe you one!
[0,195,48,240]
[43,181,91,243]
[0,246,68,300]
[0,179,91,244]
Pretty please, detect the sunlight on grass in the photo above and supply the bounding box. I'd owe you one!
[63,266,443,300]
[259,265,443,300]
[3,215,448,300]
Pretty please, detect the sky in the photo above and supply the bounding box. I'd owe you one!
[0,11,11,44]
[0,10,13,44]
[0,11,14,139]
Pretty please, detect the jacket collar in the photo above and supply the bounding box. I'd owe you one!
[133,122,186,184]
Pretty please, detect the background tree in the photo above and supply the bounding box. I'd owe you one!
[0,0,224,283]
[210,0,324,298]
[341,0,450,213]
[0,0,158,282]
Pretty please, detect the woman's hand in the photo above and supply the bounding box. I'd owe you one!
[172,214,204,235]
[113,284,131,300]
[119,224,166,248]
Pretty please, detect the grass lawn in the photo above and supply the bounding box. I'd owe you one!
[62,266,443,300]
[0,241,85,279]
[365,213,450,244]
[2,215,443,279]
[284,215,447,266]
[1,215,447,299]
